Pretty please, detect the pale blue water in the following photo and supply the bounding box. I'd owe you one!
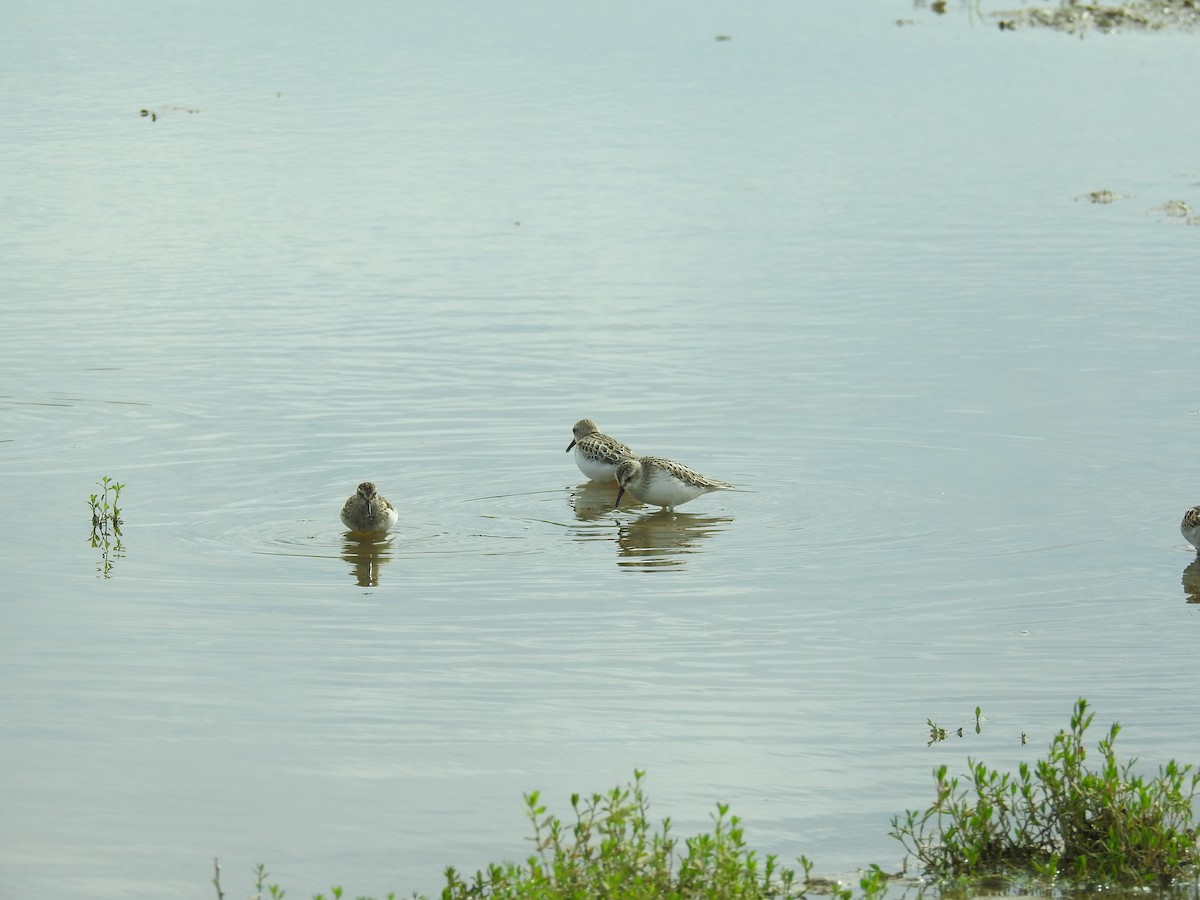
[3,2,1200,898]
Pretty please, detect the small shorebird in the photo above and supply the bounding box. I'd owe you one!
[614,456,733,512]
[566,418,635,482]
[340,482,398,534]
[1182,506,1200,551]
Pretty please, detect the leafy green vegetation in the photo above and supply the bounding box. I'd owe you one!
[439,770,836,899]
[436,768,897,900]
[217,700,1200,899]
[216,772,892,900]
[88,475,124,578]
[891,698,1200,886]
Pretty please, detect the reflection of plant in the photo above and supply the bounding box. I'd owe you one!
[88,476,125,578]
[927,706,985,746]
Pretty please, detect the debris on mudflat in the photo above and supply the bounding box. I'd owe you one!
[992,0,1200,33]
[1148,199,1192,218]
[1075,189,1124,204]
[137,105,200,123]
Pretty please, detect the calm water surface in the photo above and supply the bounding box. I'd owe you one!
[3,2,1200,898]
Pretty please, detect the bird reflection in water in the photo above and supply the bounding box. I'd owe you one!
[341,534,394,587]
[1181,558,1200,604]
[568,480,624,522]
[566,482,732,567]
[615,509,733,569]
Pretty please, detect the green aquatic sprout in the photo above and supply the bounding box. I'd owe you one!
[928,719,949,745]
[89,475,123,531]
[88,475,125,578]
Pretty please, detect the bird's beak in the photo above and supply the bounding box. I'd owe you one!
[566,439,576,452]
[614,484,625,508]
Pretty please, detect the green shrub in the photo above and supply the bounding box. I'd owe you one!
[440,770,815,899]
[218,776,897,900]
[891,698,1200,885]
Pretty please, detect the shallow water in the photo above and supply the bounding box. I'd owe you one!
[3,2,1200,898]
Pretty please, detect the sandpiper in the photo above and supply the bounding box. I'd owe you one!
[340,482,398,534]
[614,456,733,512]
[566,418,635,482]
[1182,506,1200,551]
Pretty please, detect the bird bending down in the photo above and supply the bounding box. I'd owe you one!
[340,481,398,534]
[566,418,635,482]
[614,455,733,512]
[1181,506,1200,551]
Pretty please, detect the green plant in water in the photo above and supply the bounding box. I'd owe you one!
[220,775,901,900]
[89,475,123,531]
[927,707,985,746]
[213,859,291,900]
[927,719,948,745]
[891,698,1200,886]
[440,770,821,899]
[88,475,125,578]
